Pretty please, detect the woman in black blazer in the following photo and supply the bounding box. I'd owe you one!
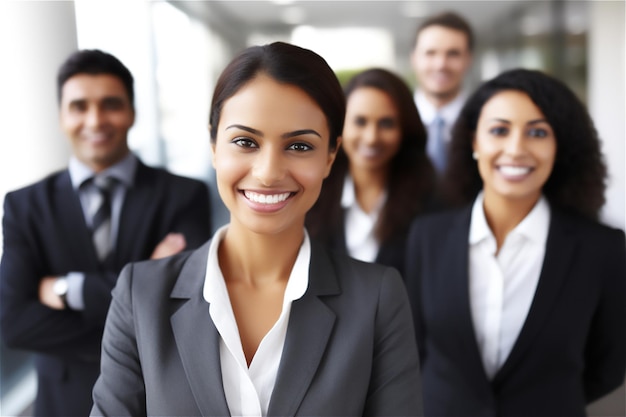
[91,42,422,416]
[405,69,625,416]
[307,68,435,276]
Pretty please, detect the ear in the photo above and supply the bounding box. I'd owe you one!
[324,136,342,178]
[209,125,217,167]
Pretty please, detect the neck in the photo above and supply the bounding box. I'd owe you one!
[350,166,388,213]
[218,221,303,285]
[424,90,460,110]
[482,191,540,252]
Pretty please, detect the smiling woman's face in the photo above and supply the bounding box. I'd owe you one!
[473,89,557,207]
[211,73,337,236]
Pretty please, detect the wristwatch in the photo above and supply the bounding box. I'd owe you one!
[52,277,69,308]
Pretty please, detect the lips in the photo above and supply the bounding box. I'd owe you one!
[243,190,292,205]
[497,165,533,178]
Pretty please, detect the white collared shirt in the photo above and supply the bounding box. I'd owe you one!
[468,192,550,379]
[203,226,310,417]
[341,175,387,263]
[414,89,466,146]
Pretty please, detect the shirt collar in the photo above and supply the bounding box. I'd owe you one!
[469,191,551,245]
[415,89,467,126]
[204,225,310,305]
[340,175,387,214]
[69,152,137,190]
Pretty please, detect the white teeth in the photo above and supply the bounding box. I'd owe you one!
[499,166,531,176]
[244,191,291,204]
[360,147,380,157]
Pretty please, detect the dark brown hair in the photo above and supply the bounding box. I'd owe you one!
[209,42,345,150]
[442,68,607,220]
[414,11,474,52]
[57,49,134,108]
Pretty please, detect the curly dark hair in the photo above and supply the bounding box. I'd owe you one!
[442,68,607,220]
[307,68,435,243]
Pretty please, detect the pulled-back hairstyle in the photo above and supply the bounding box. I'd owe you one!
[209,42,345,150]
[307,68,435,243]
[443,68,607,220]
[57,49,134,108]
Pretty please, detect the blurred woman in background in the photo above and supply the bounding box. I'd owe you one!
[404,68,625,416]
[307,68,436,276]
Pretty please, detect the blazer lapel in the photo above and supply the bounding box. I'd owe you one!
[116,162,159,262]
[440,207,491,384]
[170,242,231,417]
[494,210,577,383]
[267,241,339,416]
[53,171,100,268]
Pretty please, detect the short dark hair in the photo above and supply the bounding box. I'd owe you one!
[209,42,345,151]
[57,49,135,108]
[415,11,474,52]
[307,68,435,243]
[443,68,607,220]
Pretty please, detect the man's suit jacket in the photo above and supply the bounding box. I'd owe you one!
[90,237,423,416]
[404,205,626,416]
[0,159,212,416]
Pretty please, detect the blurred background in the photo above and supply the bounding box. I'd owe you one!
[0,1,624,415]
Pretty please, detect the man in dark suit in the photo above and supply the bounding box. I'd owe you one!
[0,49,212,416]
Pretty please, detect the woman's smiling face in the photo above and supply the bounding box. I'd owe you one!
[473,89,557,206]
[211,73,337,236]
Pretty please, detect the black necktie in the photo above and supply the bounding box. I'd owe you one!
[91,176,116,262]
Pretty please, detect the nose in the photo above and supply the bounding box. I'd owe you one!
[252,147,286,186]
[362,124,378,145]
[85,107,104,129]
[504,131,525,156]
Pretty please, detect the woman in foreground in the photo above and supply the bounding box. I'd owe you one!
[91,42,422,417]
[404,68,625,416]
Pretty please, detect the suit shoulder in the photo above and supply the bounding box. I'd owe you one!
[556,210,625,243]
[4,171,67,199]
[408,205,470,237]
[3,171,68,212]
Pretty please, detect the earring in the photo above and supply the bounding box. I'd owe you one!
[472,151,479,160]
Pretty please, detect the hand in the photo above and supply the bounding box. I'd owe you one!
[150,233,187,259]
[39,276,65,310]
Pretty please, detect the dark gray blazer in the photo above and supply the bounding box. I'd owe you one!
[91,237,423,416]
[404,205,626,416]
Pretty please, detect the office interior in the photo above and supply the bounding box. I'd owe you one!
[0,1,624,415]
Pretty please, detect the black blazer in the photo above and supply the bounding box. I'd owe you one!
[311,211,409,277]
[91,238,423,416]
[404,205,626,416]
[0,159,212,416]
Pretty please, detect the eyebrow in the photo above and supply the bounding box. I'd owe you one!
[226,124,321,139]
[488,118,548,125]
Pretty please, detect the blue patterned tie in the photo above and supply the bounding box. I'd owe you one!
[427,115,447,174]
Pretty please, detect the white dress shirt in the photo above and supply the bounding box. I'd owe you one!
[65,153,137,309]
[203,226,310,417]
[414,90,467,145]
[341,175,387,263]
[468,192,550,379]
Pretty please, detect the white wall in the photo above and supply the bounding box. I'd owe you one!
[587,4,625,417]
[0,1,77,253]
[588,1,626,231]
